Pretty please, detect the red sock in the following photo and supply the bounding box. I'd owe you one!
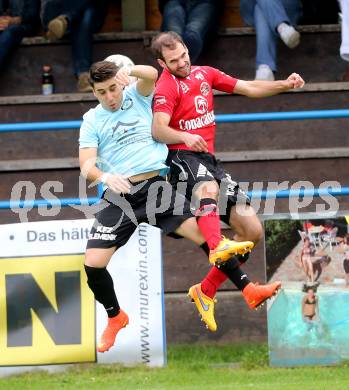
[201,266,228,298]
[196,199,221,250]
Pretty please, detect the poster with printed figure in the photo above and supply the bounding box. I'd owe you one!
[0,219,165,376]
[265,214,349,367]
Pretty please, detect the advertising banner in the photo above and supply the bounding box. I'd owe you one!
[265,213,349,366]
[0,219,165,375]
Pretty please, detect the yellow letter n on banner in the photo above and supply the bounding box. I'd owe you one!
[0,254,95,366]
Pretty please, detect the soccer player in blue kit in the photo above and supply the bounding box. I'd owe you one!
[79,60,253,353]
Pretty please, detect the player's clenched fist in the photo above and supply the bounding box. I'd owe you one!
[286,73,305,89]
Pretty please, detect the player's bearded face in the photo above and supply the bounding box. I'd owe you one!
[161,43,191,78]
[93,77,124,112]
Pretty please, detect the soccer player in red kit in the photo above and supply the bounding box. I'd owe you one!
[151,31,305,331]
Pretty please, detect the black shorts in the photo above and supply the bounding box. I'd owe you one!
[166,150,250,225]
[87,176,193,249]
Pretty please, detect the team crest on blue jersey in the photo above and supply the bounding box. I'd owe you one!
[121,97,133,111]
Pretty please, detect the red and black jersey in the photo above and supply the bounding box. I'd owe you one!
[153,66,238,154]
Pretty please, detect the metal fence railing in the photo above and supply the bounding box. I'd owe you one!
[1,109,348,209]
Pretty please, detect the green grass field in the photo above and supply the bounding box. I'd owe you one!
[1,344,349,390]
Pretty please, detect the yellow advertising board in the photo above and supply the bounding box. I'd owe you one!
[0,254,95,366]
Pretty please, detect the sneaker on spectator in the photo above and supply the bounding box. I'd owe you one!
[255,64,274,81]
[47,15,68,41]
[77,72,93,93]
[277,22,300,49]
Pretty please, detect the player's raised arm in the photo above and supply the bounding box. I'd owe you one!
[115,65,158,97]
[233,73,305,98]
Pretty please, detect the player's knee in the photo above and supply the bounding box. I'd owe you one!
[176,217,206,246]
[84,252,100,268]
[233,219,263,244]
[249,222,264,244]
[245,224,263,244]
[84,247,114,268]
[197,181,219,199]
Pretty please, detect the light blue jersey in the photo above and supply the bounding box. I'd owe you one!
[79,83,169,188]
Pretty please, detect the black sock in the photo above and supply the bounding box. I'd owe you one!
[218,257,251,291]
[201,243,250,290]
[198,198,217,210]
[200,242,210,257]
[236,252,250,265]
[84,265,120,317]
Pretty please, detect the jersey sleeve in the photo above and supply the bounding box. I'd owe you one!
[129,82,154,103]
[153,76,179,116]
[206,66,238,93]
[79,110,99,148]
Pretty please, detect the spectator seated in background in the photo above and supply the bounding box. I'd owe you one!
[240,0,302,80]
[41,0,108,92]
[159,0,223,64]
[0,0,40,71]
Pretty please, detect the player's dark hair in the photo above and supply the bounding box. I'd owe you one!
[151,31,186,61]
[89,61,120,87]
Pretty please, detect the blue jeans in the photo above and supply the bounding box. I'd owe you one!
[240,0,302,71]
[41,0,108,76]
[0,24,33,70]
[41,0,93,29]
[161,0,219,64]
[71,2,108,76]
